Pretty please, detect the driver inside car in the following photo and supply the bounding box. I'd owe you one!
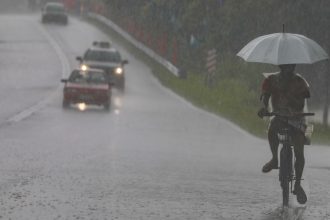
[257,64,311,204]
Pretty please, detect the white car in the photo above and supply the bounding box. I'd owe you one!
[76,42,128,90]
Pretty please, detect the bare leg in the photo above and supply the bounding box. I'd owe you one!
[293,133,305,185]
[293,132,307,204]
[262,120,280,173]
[268,120,279,162]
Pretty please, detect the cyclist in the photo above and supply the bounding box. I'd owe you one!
[257,64,311,204]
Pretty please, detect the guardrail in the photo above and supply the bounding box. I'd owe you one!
[87,13,180,77]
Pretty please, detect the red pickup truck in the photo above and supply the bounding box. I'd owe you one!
[61,69,112,111]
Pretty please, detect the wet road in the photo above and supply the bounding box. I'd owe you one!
[0,14,329,220]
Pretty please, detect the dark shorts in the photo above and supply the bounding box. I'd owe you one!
[268,117,306,146]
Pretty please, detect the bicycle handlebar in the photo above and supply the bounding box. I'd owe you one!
[263,112,315,118]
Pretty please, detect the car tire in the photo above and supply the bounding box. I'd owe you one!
[104,101,111,111]
[117,79,125,92]
[118,86,125,92]
[62,100,70,109]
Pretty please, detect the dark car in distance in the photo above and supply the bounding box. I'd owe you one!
[61,69,112,110]
[42,2,68,25]
[77,42,128,90]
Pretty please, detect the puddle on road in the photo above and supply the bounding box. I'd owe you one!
[261,202,306,220]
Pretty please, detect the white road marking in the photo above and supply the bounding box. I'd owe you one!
[6,23,69,124]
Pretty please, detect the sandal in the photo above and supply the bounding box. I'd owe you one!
[293,184,307,204]
[262,159,278,173]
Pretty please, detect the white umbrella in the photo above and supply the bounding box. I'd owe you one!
[237,33,329,65]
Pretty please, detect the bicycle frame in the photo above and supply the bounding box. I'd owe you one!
[278,126,294,207]
[263,111,314,208]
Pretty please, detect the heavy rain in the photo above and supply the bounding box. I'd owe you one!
[0,0,329,219]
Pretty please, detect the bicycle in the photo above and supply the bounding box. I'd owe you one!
[262,111,314,208]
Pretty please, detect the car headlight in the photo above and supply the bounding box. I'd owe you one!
[80,64,88,71]
[115,67,123,75]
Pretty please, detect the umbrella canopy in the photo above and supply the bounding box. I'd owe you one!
[237,33,329,65]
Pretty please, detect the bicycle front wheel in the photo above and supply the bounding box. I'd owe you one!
[279,146,292,207]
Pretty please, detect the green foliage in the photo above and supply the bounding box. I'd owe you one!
[97,0,330,144]
[102,0,330,105]
[152,62,330,145]
[151,63,268,137]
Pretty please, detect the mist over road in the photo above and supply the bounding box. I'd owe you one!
[0,12,329,220]
[0,0,29,13]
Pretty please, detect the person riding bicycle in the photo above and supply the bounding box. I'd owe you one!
[257,64,311,204]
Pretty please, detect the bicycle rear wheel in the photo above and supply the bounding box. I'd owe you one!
[279,145,292,207]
